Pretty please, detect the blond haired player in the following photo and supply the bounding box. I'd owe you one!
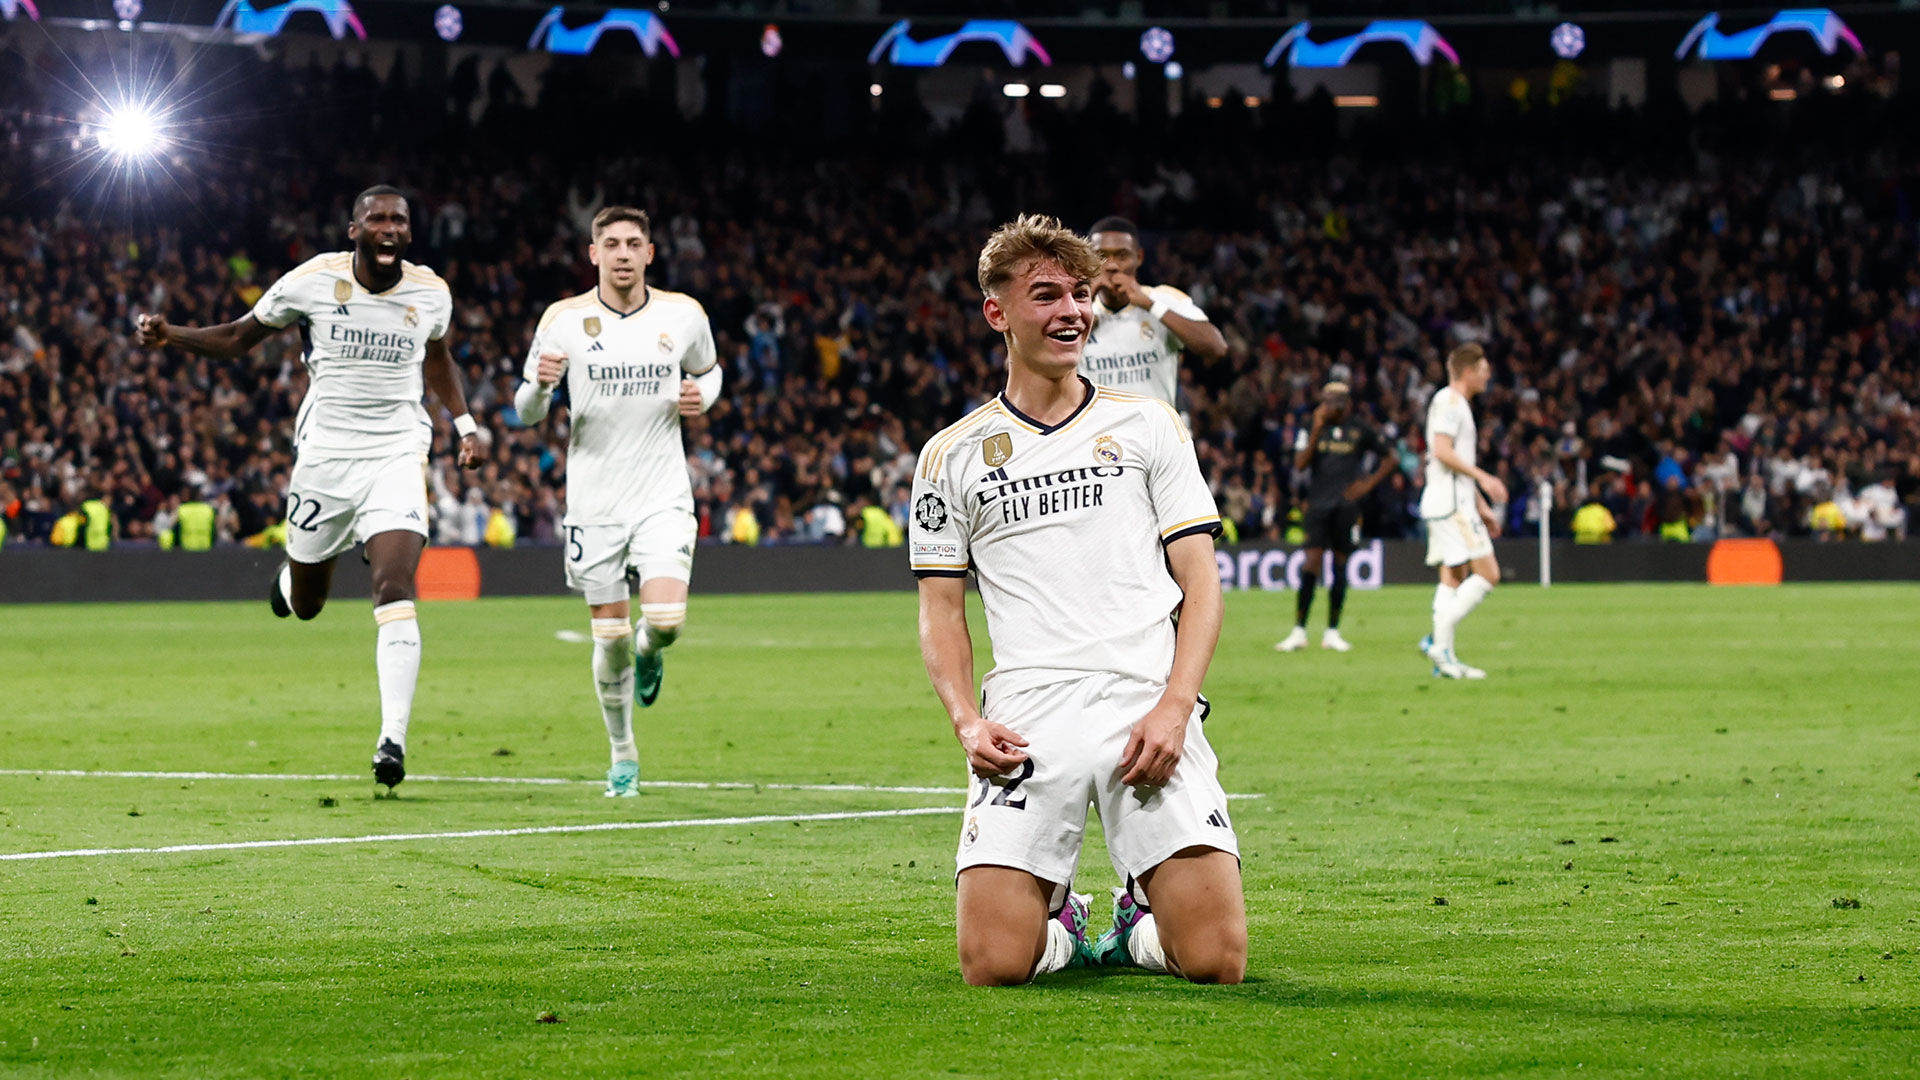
[137,186,482,791]
[1418,342,1507,679]
[1079,216,1226,405]
[912,215,1245,986]
[515,206,720,797]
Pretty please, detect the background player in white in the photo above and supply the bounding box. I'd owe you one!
[1080,216,1226,405]
[137,186,482,790]
[514,206,720,797]
[1419,343,1507,679]
[913,215,1245,986]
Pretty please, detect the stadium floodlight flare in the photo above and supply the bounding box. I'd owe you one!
[760,24,781,58]
[96,103,166,158]
[1,0,39,21]
[1675,9,1862,61]
[432,4,460,41]
[1265,20,1459,68]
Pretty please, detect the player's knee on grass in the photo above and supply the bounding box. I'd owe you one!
[957,933,1043,987]
[1472,560,1501,588]
[292,595,326,621]
[1142,848,1247,985]
[1302,548,1325,575]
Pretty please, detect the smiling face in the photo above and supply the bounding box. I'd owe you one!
[983,257,1093,379]
[349,194,411,273]
[589,219,653,292]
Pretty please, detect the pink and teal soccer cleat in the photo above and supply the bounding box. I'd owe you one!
[1055,891,1097,969]
[1092,883,1151,967]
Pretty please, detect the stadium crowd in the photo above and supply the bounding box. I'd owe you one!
[1,34,1916,549]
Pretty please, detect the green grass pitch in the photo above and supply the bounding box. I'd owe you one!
[1,583,1915,1078]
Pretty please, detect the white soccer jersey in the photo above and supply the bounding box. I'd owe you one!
[524,288,717,525]
[1420,385,1479,518]
[1080,286,1207,404]
[909,380,1221,697]
[252,253,452,459]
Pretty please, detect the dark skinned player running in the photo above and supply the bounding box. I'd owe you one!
[136,186,481,791]
[1274,379,1397,654]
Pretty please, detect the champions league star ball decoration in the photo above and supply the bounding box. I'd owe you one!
[1550,22,1585,59]
[1140,26,1175,64]
[433,4,462,42]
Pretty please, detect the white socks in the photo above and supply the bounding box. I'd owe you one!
[638,603,685,656]
[373,601,420,749]
[1433,575,1493,653]
[1033,918,1077,978]
[592,617,637,764]
[1127,913,1169,973]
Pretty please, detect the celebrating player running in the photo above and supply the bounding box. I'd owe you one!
[911,215,1245,986]
[137,186,482,791]
[515,206,721,797]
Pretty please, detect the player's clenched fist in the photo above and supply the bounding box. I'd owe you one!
[535,350,567,387]
[135,313,169,348]
[677,377,703,418]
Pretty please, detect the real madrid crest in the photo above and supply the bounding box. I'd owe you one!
[1093,434,1123,465]
[583,316,601,338]
[657,332,675,354]
[982,432,1014,468]
[333,279,353,303]
[1138,320,1155,340]
[403,306,419,329]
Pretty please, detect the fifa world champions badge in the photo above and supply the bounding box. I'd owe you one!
[982,432,1013,467]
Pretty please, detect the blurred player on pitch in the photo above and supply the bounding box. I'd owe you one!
[1419,343,1506,679]
[515,206,720,797]
[1275,377,1397,654]
[137,186,482,791]
[912,215,1244,986]
[1080,217,1226,405]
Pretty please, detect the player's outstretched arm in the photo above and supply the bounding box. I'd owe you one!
[423,337,482,468]
[1121,533,1222,787]
[918,576,1027,777]
[135,313,277,361]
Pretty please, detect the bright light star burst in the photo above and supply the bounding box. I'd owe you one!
[97,102,166,158]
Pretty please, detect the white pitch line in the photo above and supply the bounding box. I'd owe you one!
[0,806,959,862]
[0,768,1264,800]
[0,769,963,795]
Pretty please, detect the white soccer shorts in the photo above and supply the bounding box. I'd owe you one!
[955,672,1239,906]
[1424,509,1494,568]
[563,507,697,605]
[285,453,429,564]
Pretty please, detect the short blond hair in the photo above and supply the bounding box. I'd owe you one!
[976,214,1102,297]
[1448,342,1487,377]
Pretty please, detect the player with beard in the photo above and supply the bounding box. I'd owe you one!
[137,185,481,790]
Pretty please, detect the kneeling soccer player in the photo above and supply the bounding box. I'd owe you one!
[912,215,1246,986]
